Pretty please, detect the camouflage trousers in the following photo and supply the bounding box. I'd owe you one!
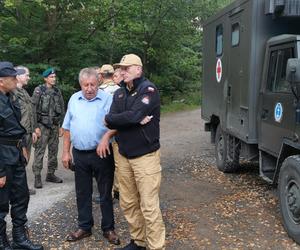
[32,124,59,176]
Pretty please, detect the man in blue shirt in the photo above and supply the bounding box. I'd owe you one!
[61,67,120,245]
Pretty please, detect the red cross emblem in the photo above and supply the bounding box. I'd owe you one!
[216,59,222,83]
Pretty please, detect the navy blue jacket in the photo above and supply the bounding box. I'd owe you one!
[0,92,26,177]
[105,76,160,158]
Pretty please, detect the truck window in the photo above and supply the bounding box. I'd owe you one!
[216,24,223,56]
[267,48,294,93]
[231,23,240,47]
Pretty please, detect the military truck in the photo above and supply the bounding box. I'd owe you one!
[202,0,300,243]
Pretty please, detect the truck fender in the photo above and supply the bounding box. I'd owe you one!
[274,139,300,184]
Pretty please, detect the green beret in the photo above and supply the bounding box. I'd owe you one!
[42,68,55,77]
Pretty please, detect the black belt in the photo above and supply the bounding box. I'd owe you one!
[73,147,96,154]
[0,138,22,147]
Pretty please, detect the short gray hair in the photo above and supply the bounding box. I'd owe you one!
[79,67,99,84]
[15,65,29,72]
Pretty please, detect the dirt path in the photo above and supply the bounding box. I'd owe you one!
[23,109,300,249]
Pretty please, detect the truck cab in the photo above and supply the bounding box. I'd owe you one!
[202,0,300,244]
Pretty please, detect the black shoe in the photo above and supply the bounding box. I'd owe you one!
[34,175,42,189]
[12,226,43,250]
[29,188,36,195]
[45,173,63,183]
[115,240,146,250]
[0,233,12,250]
[113,190,119,200]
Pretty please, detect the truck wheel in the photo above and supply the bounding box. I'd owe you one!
[279,155,300,244]
[215,125,240,173]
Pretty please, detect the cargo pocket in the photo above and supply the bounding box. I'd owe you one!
[144,150,161,175]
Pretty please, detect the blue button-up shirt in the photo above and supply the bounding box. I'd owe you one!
[62,90,112,150]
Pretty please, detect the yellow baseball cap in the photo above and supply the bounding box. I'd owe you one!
[114,54,143,67]
[99,64,114,74]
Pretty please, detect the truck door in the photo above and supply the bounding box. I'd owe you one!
[226,11,248,137]
[259,44,296,155]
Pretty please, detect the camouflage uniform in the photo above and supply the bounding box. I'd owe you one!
[31,84,64,176]
[13,87,35,157]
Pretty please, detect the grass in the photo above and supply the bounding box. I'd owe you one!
[161,101,200,114]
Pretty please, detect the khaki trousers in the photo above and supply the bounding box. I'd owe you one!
[112,142,119,193]
[116,149,165,250]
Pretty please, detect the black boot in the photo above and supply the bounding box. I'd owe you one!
[45,173,63,183]
[34,175,42,189]
[115,240,146,250]
[12,226,43,250]
[0,232,12,250]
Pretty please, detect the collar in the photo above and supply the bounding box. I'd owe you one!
[100,80,116,89]
[78,90,103,101]
[120,76,145,91]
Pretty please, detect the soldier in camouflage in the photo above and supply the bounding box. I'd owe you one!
[31,68,65,188]
[14,66,41,195]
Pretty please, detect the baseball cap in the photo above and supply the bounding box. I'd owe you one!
[113,54,143,67]
[0,61,25,77]
[42,67,55,78]
[100,64,114,74]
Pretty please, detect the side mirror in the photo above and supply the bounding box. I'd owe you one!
[286,58,300,83]
[286,58,300,99]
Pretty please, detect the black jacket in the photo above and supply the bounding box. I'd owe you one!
[105,76,160,158]
[0,92,26,177]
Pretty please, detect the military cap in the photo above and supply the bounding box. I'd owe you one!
[0,61,25,77]
[114,54,143,67]
[100,64,114,74]
[42,68,55,78]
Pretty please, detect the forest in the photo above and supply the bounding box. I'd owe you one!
[0,0,233,106]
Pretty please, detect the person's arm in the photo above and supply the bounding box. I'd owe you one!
[96,129,117,158]
[31,86,40,131]
[62,130,72,169]
[105,86,159,129]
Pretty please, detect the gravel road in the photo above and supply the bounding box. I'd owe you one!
[14,109,300,249]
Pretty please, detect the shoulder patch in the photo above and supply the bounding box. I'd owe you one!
[141,96,150,105]
[148,87,155,92]
[118,93,124,98]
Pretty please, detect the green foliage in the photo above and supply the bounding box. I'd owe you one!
[0,0,233,105]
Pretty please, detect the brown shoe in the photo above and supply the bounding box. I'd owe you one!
[103,230,120,245]
[66,229,92,242]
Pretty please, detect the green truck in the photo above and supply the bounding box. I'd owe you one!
[202,0,300,243]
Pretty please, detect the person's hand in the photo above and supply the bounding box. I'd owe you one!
[140,115,153,125]
[22,147,29,164]
[62,151,72,169]
[97,135,111,158]
[0,176,6,188]
[59,128,64,137]
[35,128,41,138]
[32,132,38,144]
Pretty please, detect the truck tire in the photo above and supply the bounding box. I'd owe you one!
[279,155,300,244]
[215,125,240,173]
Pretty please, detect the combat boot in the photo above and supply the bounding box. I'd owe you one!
[11,226,43,250]
[34,175,42,189]
[45,173,63,183]
[0,232,12,250]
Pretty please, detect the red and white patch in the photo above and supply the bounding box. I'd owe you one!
[148,87,155,92]
[118,93,124,98]
[141,96,150,105]
[216,58,222,83]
